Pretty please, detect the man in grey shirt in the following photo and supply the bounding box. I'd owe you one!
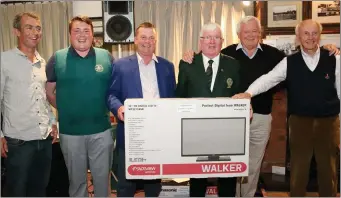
[0,12,58,196]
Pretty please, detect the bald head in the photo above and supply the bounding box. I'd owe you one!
[295,19,322,53]
[295,19,322,36]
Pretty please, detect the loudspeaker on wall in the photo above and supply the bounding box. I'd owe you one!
[102,1,135,44]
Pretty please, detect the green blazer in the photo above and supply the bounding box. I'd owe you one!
[176,52,241,98]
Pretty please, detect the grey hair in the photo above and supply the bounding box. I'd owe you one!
[13,12,40,30]
[236,16,261,34]
[295,20,323,35]
[199,22,223,38]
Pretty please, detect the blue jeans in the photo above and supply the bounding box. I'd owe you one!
[4,136,52,197]
[117,148,161,197]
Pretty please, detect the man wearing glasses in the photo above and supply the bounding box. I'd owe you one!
[176,22,242,197]
[182,16,339,197]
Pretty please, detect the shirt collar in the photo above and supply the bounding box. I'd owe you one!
[136,52,158,64]
[202,53,220,66]
[69,46,95,57]
[14,47,44,63]
[236,43,263,51]
[301,45,320,58]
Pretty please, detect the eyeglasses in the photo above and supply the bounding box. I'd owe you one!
[200,36,222,41]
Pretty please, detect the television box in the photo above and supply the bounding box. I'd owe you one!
[124,98,250,179]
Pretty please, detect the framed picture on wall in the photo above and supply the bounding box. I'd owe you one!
[90,17,104,36]
[255,1,340,37]
[267,1,303,28]
[302,1,340,34]
[311,1,340,24]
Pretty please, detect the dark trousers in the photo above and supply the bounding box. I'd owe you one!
[4,136,52,197]
[116,148,161,197]
[289,115,340,197]
[46,143,69,197]
[190,177,237,197]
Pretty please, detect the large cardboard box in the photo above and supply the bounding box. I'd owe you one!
[124,98,250,179]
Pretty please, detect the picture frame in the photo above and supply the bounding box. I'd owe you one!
[264,35,298,56]
[255,1,340,37]
[89,17,104,37]
[267,1,302,28]
[302,1,340,34]
[254,1,303,37]
[311,1,340,24]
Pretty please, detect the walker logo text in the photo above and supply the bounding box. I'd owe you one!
[201,163,243,173]
[128,164,160,175]
[162,162,247,175]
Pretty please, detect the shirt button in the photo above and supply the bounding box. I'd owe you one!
[36,87,38,89]
[36,99,38,101]
[39,123,41,125]
[37,111,40,113]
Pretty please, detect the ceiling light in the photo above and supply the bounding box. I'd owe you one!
[242,1,251,6]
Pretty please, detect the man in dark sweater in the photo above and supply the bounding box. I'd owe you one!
[222,17,285,197]
[182,16,339,197]
[238,19,340,197]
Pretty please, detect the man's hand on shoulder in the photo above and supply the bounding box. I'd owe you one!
[182,50,195,64]
[323,44,340,56]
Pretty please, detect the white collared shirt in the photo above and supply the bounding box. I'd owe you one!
[236,43,263,59]
[246,47,340,99]
[136,52,160,99]
[202,54,220,91]
[0,48,56,140]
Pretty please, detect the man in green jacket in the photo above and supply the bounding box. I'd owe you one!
[45,16,114,197]
[176,22,243,197]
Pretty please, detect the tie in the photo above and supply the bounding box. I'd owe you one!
[206,60,213,90]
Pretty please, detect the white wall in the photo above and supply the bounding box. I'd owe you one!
[73,1,102,18]
[72,1,253,18]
